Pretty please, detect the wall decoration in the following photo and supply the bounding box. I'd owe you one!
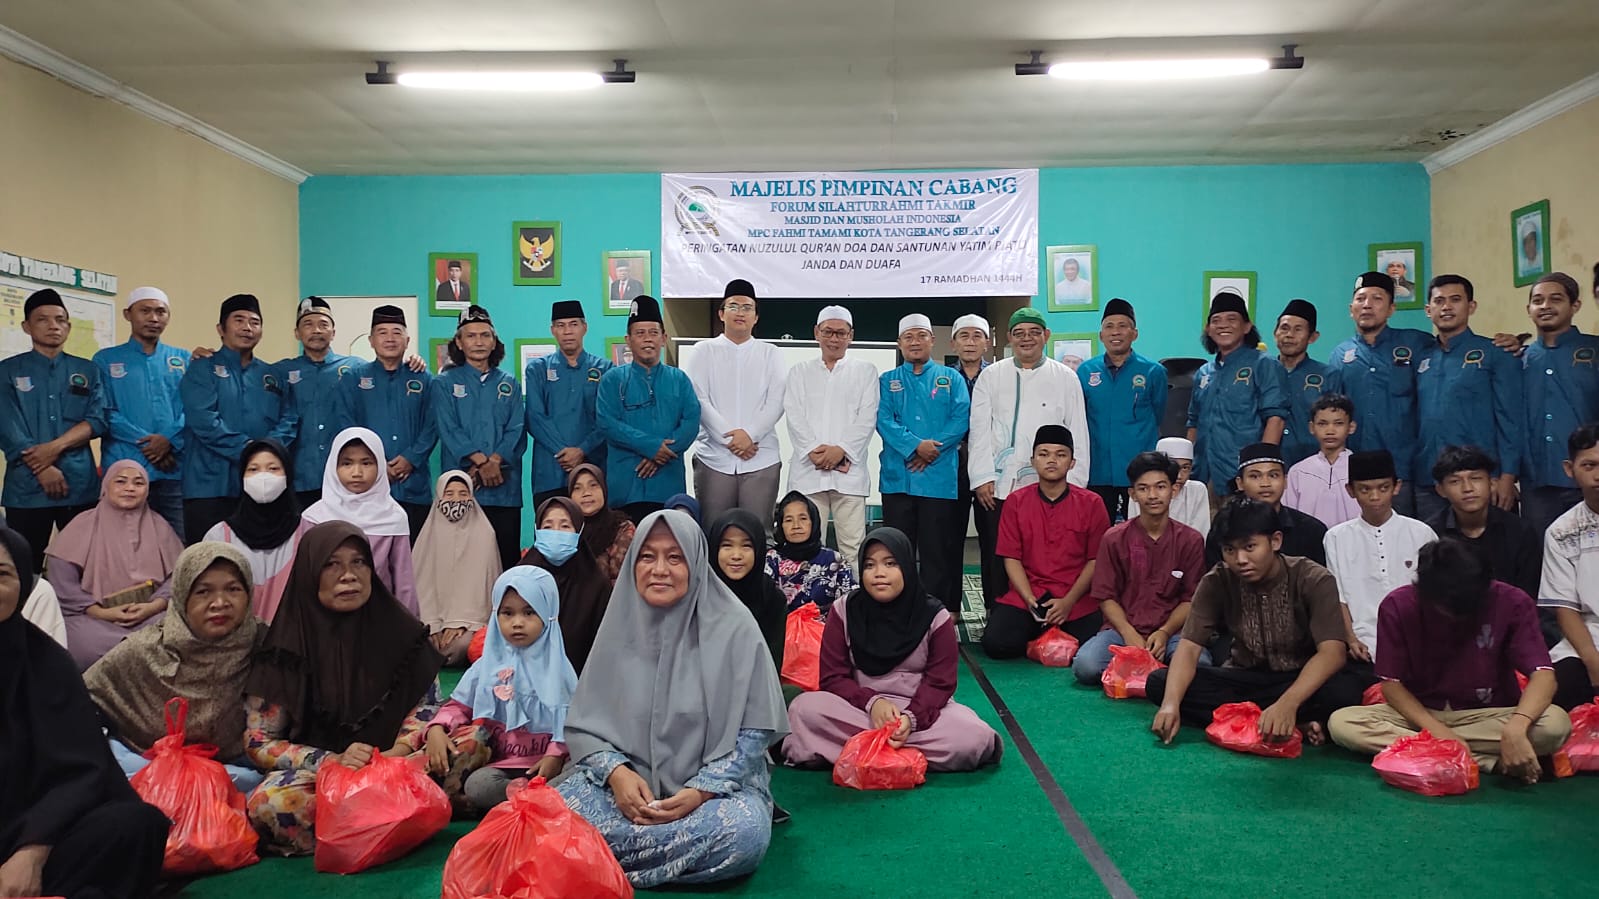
[513,221,562,286]
[1368,242,1425,310]
[1046,244,1098,312]
[515,337,559,384]
[603,249,651,315]
[1201,270,1257,326]
[428,336,453,374]
[604,336,634,367]
[1048,333,1098,371]
[428,252,477,316]
[1511,199,1550,287]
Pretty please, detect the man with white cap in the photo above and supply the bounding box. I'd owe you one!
[92,286,191,538]
[684,278,788,532]
[878,313,971,612]
[969,308,1091,596]
[951,313,1002,602]
[1130,437,1212,537]
[783,305,879,569]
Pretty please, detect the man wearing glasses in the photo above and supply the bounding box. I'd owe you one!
[596,295,701,522]
[684,279,788,533]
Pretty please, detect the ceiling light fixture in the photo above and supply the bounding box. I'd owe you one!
[365,58,636,89]
[1016,44,1303,79]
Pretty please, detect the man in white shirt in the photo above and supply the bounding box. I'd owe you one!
[1542,423,1599,710]
[968,306,1092,563]
[951,313,1001,603]
[783,305,879,571]
[1322,450,1435,671]
[685,278,788,533]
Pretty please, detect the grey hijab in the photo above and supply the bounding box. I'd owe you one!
[564,510,788,796]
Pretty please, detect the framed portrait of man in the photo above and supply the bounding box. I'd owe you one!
[1368,242,1425,310]
[1046,244,1098,312]
[1511,200,1551,287]
[604,336,635,367]
[515,338,559,386]
[428,336,454,374]
[1201,271,1257,327]
[513,221,562,286]
[428,252,477,316]
[1048,333,1098,371]
[603,250,651,315]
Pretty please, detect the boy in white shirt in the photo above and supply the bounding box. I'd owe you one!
[1542,423,1599,710]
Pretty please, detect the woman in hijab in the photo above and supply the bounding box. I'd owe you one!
[47,460,185,671]
[203,438,303,622]
[782,528,1001,772]
[517,496,612,673]
[567,462,635,584]
[0,526,170,899]
[86,542,267,792]
[558,511,789,888]
[710,509,786,672]
[664,492,702,527]
[414,470,501,664]
[766,491,857,616]
[301,427,420,616]
[242,521,486,855]
[429,566,576,813]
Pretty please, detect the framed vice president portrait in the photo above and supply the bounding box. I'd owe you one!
[603,250,652,316]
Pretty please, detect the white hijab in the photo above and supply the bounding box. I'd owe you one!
[301,427,411,536]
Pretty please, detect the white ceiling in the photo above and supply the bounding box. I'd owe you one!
[3,0,1598,175]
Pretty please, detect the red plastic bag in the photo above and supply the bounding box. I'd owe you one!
[1026,628,1079,667]
[1204,702,1303,759]
[467,627,487,664]
[129,698,259,875]
[781,602,825,692]
[1558,703,1599,773]
[833,723,928,790]
[441,777,632,899]
[1372,730,1480,796]
[314,751,452,874]
[1100,644,1164,699]
[1361,681,1385,705]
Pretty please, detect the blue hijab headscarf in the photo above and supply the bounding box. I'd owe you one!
[664,493,701,526]
[450,566,577,737]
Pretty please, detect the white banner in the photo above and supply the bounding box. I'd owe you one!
[661,169,1038,299]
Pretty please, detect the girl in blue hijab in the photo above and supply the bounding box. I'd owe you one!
[423,566,578,811]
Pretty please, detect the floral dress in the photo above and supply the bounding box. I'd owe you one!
[557,728,776,888]
[764,548,857,615]
[242,679,491,855]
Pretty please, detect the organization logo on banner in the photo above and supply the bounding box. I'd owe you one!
[674,186,721,236]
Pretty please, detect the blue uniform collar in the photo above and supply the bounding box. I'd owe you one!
[1436,326,1477,352]
[1358,326,1395,348]
[213,346,248,369]
[558,349,598,369]
[1214,344,1255,364]
[122,337,165,357]
[1538,327,1586,349]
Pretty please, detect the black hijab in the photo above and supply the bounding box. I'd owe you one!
[845,527,942,677]
[224,438,302,550]
[519,496,612,673]
[708,510,786,671]
[243,521,443,752]
[568,463,629,563]
[2,526,143,854]
[772,490,825,563]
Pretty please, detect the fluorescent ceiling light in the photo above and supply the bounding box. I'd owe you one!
[1048,58,1270,81]
[395,71,604,91]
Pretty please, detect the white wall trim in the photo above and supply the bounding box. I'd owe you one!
[1422,72,1599,175]
[0,25,309,184]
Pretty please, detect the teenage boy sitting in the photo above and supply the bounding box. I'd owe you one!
[1203,443,1327,568]
[1282,393,1361,528]
[1129,436,1211,537]
[982,424,1110,659]
[1323,450,1436,672]
[1073,451,1210,685]
[1328,538,1569,783]
[1151,497,1367,745]
[1541,423,1599,710]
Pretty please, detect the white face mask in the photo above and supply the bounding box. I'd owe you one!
[243,472,288,504]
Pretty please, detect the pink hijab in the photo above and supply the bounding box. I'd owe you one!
[46,460,185,598]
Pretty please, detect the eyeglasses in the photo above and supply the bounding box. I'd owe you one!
[818,328,852,339]
[723,302,756,313]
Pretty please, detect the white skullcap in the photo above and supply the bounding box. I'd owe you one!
[126,286,169,309]
[898,313,933,336]
[952,313,991,338]
[1156,437,1194,461]
[817,305,853,326]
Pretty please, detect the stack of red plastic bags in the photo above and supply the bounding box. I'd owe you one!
[781,602,826,692]
[1558,703,1599,772]
[1100,645,1163,699]
[441,776,633,899]
[314,752,452,874]
[128,698,259,875]
[1204,702,1303,759]
[1026,628,1079,667]
[1371,731,1479,796]
[833,722,928,790]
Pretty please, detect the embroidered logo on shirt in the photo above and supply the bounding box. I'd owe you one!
[1462,349,1485,369]
[12,376,32,392]
[406,379,423,395]
[932,375,951,396]
[587,367,601,382]
[214,365,230,378]
[453,383,467,398]
[337,365,351,378]
[1392,346,1412,365]
[167,356,185,371]
[497,381,514,398]
[1132,374,1146,388]
[108,363,126,379]
[288,369,303,384]
[69,372,89,388]
[1342,348,1356,363]
[263,374,280,393]
[1088,372,1103,387]
[1575,347,1596,366]
[888,379,904,392]
[1417,358,1431,374]
[1198,374,1211,389]
[1476,624,1494,649]
[358,376,374,390]
[1234,366,1252,384]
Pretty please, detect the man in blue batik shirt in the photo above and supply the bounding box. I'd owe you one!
[526,299,612,510]
[1186,292,1288,502]
[1079,298,1167,523]
[276,296,353,508]
[1519,271,1599,535]
[1273,299,1329,468]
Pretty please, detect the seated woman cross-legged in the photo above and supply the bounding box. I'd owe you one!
[242,521,489,855]
[766,490,857,616]
[0,526,170,899]
[783,527,1002,772]
[557,510,789,889]
[86,542,268,793]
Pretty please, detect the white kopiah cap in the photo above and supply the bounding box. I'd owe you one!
[951,313,991,338]
[1156,437,1194,461]
[898,313,933,336]
[126,286,169,309]
[817,305,853,326]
